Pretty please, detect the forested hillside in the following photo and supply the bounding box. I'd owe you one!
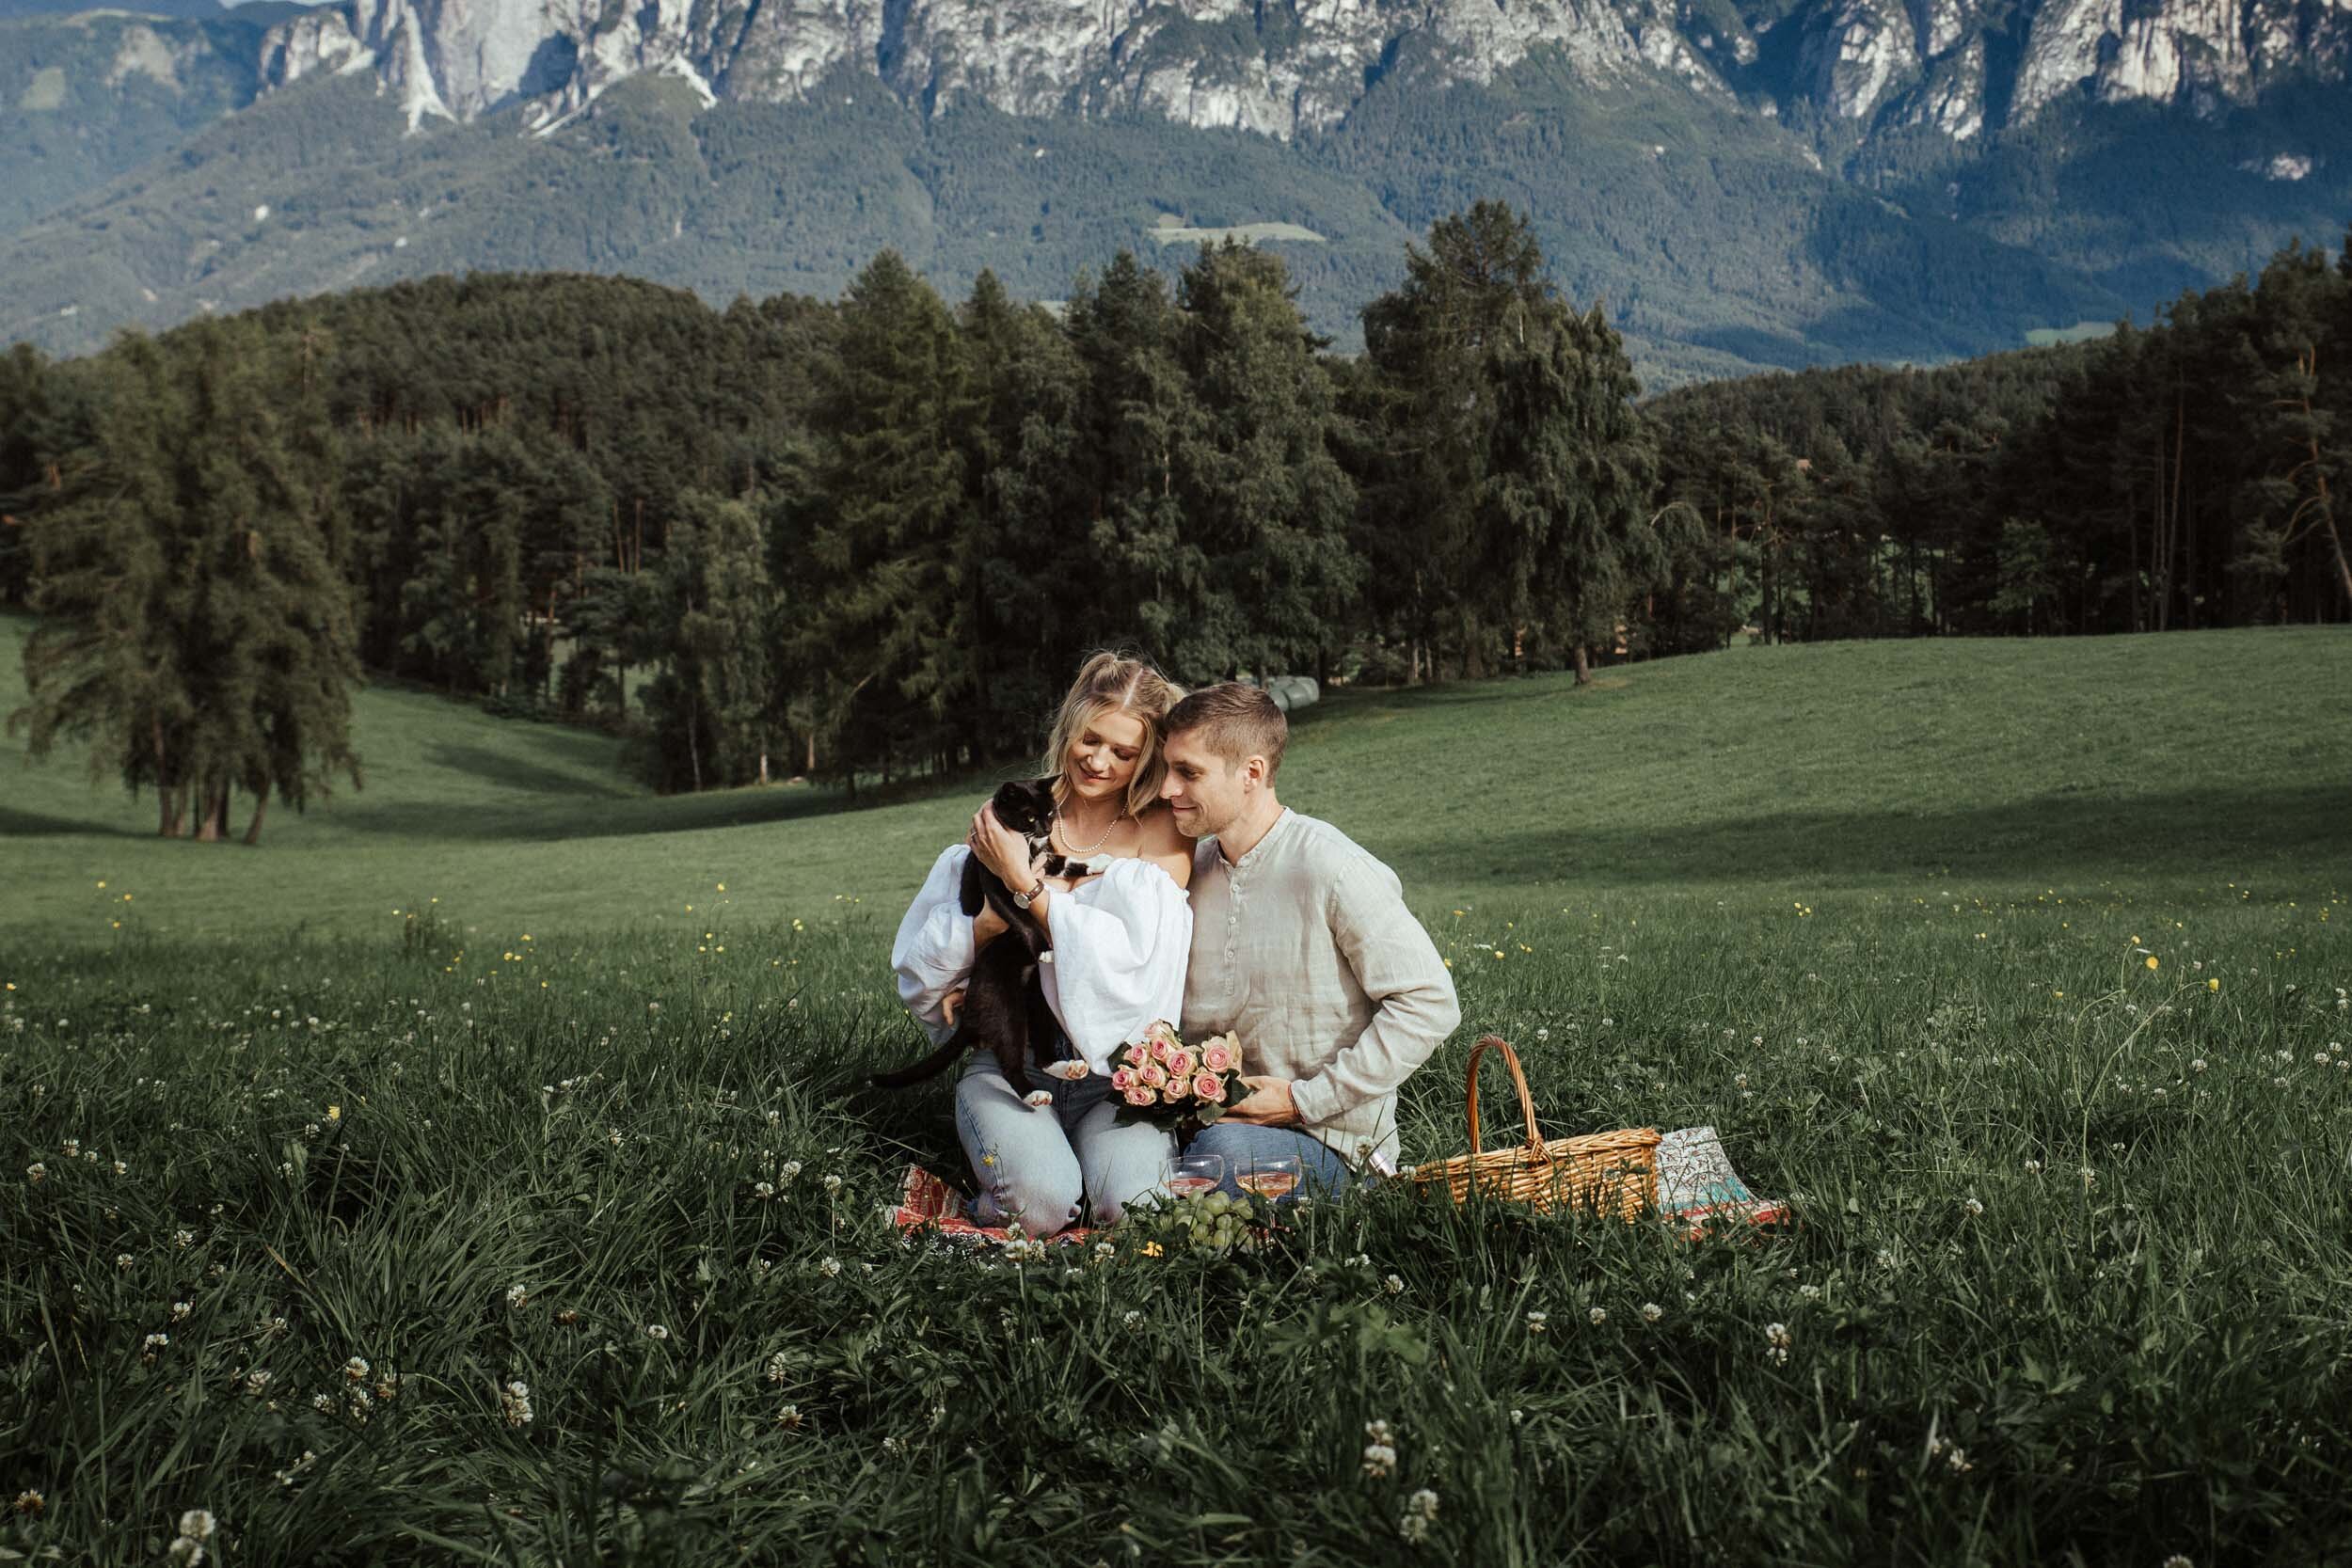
[3,213,2346,840]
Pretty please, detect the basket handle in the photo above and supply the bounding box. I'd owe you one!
[1465,1036,1545,1160]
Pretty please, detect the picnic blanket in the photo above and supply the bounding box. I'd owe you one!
[891,1164,1097,1248]
[1653,1125,1789,1237]
[892,1124,1783,1250]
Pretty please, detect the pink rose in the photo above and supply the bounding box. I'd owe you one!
[1122,1044,1149,1069]
[1161,1087,1186,1106]
[1123,1085,1156,1107]
[1150,1039,1174,1066]
[1201,1042,1233,1073]
[1164,1050,1194,1079]
[1140,1065,1168,1089]
[1143,1020,1181,1050]
[1193,1071,1225,1102]
[1110,1068,1136,1091]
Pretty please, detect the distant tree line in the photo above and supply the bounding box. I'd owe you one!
[2,207,2347,831]
[1645,236,2352,646]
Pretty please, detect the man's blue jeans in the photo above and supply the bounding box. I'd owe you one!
[1185,1121,1359,1200]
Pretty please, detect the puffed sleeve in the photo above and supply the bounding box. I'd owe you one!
[1042,858,1193,1073]
[891,845,977,1046]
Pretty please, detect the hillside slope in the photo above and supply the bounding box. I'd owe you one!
[4,618,2344,944]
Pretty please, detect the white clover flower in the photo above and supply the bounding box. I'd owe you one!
[1797,1283,1821,1300]
[246,1370,273,1396]
[779,1160,803,1182]
[117,1253,134,1270]
[343,1356,370,1382]
[1945,1446,1973,1474]
[1963,1196,1984,1216]
[1360,1441,1397,1479]
[1383,1274,1406,1296]
[13,1489,43,1516]
[1399,1487,1440,1543]
[506,1285,530,1310]
[818,1257,843,1279]
[143,1331,170,1354]
[171,1301,193,1322]
[179,1510,216,1542]
[174,1229,194,1248]
[1641,1302,1663,1323]
[60,1139,78,1159]
[113,1160,128,1176]
[821,1174,842,1195]
[645,1323,670,1340]
[777,1403,803,1429]
[1764,1323,1791,1365]
[311,1393,335,1413]
[765,1351,791,1384]
[24,1164,45,1184]
[1587,1307,1607,1325]
[2163,1556,2193,1568]
[1524,1310,1549,1334]
[501,1379,534,1428]
[752,1180,776,1200]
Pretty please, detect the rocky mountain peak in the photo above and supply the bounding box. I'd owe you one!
[229,0,2352,147]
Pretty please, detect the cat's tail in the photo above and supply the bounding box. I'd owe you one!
[868,1029,969,1089]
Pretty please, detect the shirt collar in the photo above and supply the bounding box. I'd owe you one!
[1222,806,1294,871]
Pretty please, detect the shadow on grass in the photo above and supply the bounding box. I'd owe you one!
[425,739,640,800]
[1377,783,2352,887]
[0,805,143,838]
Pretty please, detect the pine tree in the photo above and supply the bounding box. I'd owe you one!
[644,491,773,791]
[787,251,971,789]
[1170,243,1361,686]
[8,321,360,841]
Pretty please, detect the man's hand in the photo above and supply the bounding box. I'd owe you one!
[1222,1075,1299,1126]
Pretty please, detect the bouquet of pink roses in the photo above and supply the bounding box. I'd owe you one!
[1109,1021,1244,1128]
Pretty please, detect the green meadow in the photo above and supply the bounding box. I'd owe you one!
[4,623,2350,1564]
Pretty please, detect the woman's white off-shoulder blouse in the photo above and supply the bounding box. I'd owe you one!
[890,847,1192,1075]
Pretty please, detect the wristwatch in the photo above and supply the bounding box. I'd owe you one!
[1012,877,1046,911]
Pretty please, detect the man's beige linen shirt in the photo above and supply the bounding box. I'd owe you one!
[1181,809,1460,1167]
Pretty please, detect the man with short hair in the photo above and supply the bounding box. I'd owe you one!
[1159,683,1460,1185]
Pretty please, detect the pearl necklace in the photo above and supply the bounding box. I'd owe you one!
[1055,802,1124,858]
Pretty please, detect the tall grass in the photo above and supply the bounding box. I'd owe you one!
[6,879,2346,1564]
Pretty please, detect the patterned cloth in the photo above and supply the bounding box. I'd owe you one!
[891,1164,1095,1248]
[893,1127,1786,1251]
[1653,1126,1789,1238]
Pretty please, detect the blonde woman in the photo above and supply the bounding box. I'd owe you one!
[891,654,1193,1236]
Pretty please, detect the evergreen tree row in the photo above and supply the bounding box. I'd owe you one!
[3,208,2347,832]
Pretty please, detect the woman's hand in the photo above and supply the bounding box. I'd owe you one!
[968,803,1045,894]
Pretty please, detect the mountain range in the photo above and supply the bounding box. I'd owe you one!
[3,0,2348,383]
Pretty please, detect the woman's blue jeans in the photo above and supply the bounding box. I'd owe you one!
[954,1055,1173,1236]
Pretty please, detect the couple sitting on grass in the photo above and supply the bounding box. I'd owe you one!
[892,654,1461,1237]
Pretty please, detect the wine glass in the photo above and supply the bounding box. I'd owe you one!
[1167,1152,1223,1199]
[1236,1154,1302,1201]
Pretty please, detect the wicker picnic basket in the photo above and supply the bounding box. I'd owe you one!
[1409,1037,1661,1221]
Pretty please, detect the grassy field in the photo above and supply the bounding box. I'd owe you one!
[3,624,2350,1563]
